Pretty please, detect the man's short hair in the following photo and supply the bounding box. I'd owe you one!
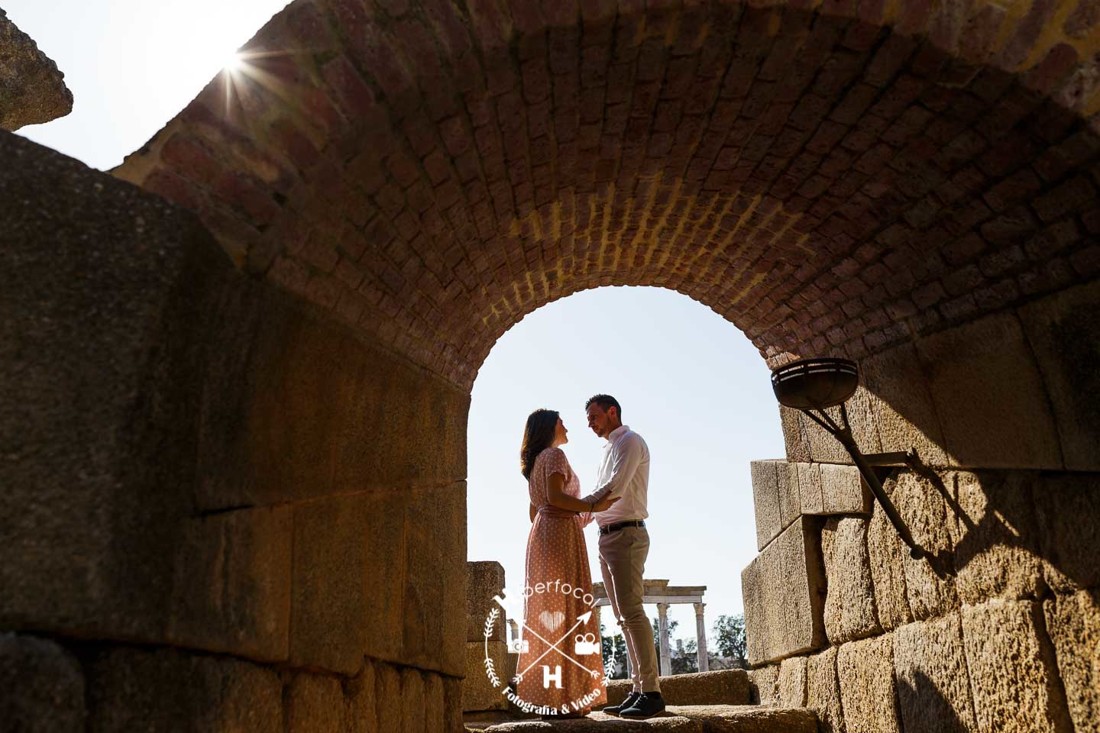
[585,394,621,417]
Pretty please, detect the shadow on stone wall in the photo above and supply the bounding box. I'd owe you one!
[896,670,971,733]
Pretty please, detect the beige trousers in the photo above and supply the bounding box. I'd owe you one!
[599,526,661,693]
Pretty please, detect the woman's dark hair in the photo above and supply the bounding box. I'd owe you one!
[521,409,559,480]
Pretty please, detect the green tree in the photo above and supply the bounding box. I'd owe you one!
[712,613,747,669]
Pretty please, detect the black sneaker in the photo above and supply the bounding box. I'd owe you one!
[619,691,666,719]
[602,691,642,716]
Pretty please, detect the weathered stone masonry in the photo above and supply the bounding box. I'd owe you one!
[3,0,1100,730]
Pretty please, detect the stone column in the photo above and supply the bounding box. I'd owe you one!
[694,602,709,672]
[657,603,671,677]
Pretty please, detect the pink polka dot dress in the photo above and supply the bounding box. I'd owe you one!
[515,447,607,713]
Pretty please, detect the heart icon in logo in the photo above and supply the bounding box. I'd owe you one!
[539,611,565,632]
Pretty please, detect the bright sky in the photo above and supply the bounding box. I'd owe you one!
[9,0,785,644]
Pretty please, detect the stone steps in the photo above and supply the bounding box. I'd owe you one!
[475,704,817,731]
[604,670,751,707]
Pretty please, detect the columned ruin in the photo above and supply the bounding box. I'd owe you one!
[3,1,1100,730]
[593,579,709,676]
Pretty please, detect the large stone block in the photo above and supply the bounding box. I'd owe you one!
[777,656,807,708]
[0,132,231,643]
[889,473,958,620]
[404,482,466,676]
[860,342,950,467]
[424,672,446,732]
[1018,279,1100,470]
[86,647,282,732]
[820,463,871,515]
[961,599,1073,732]
[464,641,510,711]
[806,647,843,733]
[795,462,824,514]
[837,635,900,733]
[751,460,783,550]
[374,661,403,732]
[946,471,1043,606]
[0,634,84,733]
[345,660,377,733]
[780,406,812,464]
[749,665,779,706]
[866,498,914,631]
[796,387,881,464]
[915,312,1061,468]
[287,673,345,732]
[196,282,470,511]
[776,461,801,529]
[1044,590,1100,733]
[400,668,426,733]
[821,518,881,644]
[742,517,826,666]
[742,559,767,667]
[894,613,977,733]
[467,561,506,642]
[167,505,292,661]
[1034,473,1100,593]
[290,494,373,675]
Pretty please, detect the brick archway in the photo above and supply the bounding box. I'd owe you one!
[2,1,1089,729]
[116,0,1100,391]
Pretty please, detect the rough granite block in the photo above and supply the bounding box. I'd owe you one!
[0,634,84,733]
[861,343,950,467]
[750,665,779,706]
[916,313,1061,468]
[467,561,507,642]
[806,647,844,733]
[287,673,344,732]
[752,460,783,550]
[777,656,807,708]
[1034,473,1100,593]
[894,613,976,733]
[167,505,292,662]
[822,518,882,644]
[86,647,282,732]
[743,517,826,665]
[837,635,901,733]
[890,473,959,620]
[1043,590,1100,733]
[1018,279,1100,471]
[464,641,510,712]
[820,462,872,514]
[961,599,1073,733]
[866,497,914,630]
[947,471,1043,606]
[345,660,377,733]
[796,462,824,514]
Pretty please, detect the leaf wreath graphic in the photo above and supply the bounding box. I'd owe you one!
[484,656,500,687]
[484,607,499,638]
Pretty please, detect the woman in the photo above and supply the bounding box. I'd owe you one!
[515,409,618,718]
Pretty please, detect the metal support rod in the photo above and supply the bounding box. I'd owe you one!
[801,406,927,561]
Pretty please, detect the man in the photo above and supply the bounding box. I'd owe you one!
[579,394,665,719]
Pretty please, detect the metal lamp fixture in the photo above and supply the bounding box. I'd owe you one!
[770,357,929,563]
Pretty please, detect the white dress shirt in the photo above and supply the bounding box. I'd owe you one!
[582,424,650,526]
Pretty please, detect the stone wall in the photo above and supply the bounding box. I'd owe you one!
[0,130,468,730]
[744,290,1100,732]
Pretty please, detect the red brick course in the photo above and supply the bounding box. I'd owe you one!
[114,0,1100,386]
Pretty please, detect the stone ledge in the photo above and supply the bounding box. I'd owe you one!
[0,9,73,130]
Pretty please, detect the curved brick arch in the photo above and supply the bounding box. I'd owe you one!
[116,0,1100,388]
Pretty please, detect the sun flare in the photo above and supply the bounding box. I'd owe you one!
[224,52,246,74]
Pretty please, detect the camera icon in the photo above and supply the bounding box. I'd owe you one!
[508,638,529,653]
[574,633,599,655]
